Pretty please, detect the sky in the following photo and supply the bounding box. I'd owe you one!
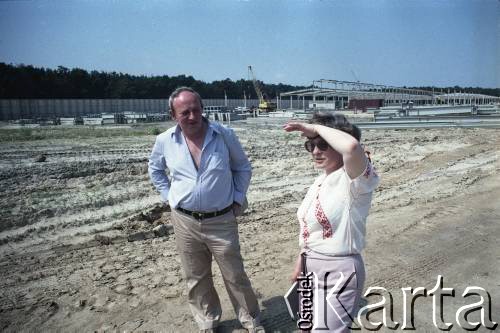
[0,0,498,88]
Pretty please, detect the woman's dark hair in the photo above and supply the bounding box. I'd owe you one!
[309,112,361,141]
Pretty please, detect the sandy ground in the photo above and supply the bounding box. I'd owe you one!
[0,118,499,332]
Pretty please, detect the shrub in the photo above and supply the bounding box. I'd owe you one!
[150,127,161,135]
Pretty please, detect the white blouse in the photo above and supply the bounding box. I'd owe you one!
[297,161,380,256]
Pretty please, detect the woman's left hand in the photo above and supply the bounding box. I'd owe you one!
[283,122,317,138]
[290,253,303,282]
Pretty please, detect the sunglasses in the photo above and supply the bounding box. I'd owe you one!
[304,138,330,152]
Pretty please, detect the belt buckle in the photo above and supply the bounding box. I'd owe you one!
[193,212,203,220]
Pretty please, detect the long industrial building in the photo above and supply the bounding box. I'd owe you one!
[278,79,500,111]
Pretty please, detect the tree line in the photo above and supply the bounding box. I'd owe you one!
[0,62,304,99]
[0,62,498,99]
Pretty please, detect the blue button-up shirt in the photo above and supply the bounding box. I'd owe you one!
[148,120,251,212]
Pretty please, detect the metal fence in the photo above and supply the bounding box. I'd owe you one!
[0,99,168,121]
[0,98,303,121]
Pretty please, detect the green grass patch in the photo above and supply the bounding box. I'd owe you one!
[0,124,171,142]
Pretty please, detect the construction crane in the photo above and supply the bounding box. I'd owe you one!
[350,69,360,83]
[248,65,277,112]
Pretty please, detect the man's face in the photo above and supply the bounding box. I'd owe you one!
[172,91,203,135]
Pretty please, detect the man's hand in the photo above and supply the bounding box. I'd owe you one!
[232,202,243,217]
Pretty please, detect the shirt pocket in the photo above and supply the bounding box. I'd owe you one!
[207,152,227,171]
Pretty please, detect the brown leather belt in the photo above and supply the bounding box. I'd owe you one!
[176,205,232,220]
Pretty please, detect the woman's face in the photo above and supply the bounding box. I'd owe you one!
[305,137,344,174]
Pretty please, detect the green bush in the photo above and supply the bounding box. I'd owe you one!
[150,127,161,135]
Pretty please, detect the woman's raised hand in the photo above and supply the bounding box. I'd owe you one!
[283,122,318,138]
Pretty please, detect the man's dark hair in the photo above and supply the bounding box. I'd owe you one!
[309,112,361,141]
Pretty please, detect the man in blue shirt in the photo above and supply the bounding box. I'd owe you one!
[148,87,263,333]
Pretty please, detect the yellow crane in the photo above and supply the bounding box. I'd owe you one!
[248,65,277,112]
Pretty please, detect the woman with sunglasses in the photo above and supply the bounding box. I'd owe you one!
[283,112,379,332]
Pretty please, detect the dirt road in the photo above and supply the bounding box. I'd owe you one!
[0,120,498,332]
